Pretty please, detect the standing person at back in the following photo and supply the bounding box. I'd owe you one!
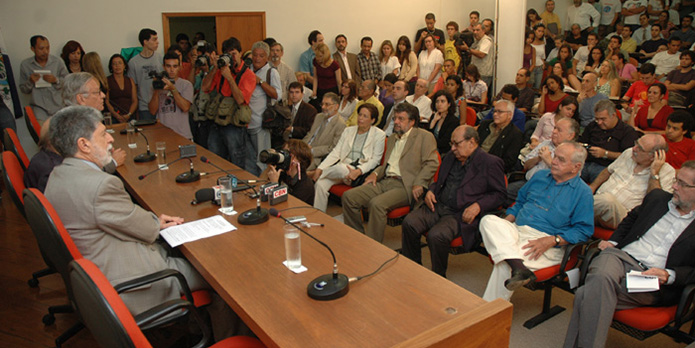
[19,35,69,121]
[128,28,164,121]
[414,13,446,53]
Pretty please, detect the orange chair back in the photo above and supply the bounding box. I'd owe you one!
[2,151,27,216]
[465,107,477,126]
[24,106,41,144]
[3,128,30,170]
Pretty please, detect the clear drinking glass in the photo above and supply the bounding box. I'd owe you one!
[103,112,114,133]
[284,224,301,270]
[218,176,235,215]
[156,141,167,169]
[126,122,137,149]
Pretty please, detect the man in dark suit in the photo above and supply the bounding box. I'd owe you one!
[401,125,506,277]
[564,161,695,348]
[333,34,361,86]
[280,81,317,148]
[477,99,524,173]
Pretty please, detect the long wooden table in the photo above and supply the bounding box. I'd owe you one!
[111,123,513,348]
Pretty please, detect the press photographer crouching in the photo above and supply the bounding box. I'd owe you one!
[261,139,315,205]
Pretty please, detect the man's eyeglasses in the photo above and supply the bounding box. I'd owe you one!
[449,138,468,147]
[675,178,695,189]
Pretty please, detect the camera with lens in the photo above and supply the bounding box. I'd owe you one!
[258,149,291,171]
[149,70,174,90]
[217,53,237,70]
[454,31,475,50]
[195,55,211,68]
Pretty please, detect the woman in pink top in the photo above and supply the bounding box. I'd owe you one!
[530,96,578,149]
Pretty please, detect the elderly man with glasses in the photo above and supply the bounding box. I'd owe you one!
[401,125,506,277]
[565,160,695,348]
[479,141,594,301]
[477,99,524,173]
[590,133,675,229]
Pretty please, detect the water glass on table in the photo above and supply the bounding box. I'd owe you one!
[103,112,114,133]
[126,122,137,148]
[156,141,167,169]
[218,176,235,215]
[284,224,301,270]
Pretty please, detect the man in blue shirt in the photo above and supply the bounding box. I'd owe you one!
[479,141,594,301]
[298,30,323,84]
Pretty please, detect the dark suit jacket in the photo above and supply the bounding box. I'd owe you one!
[429,148,507,251]
[610,189,695,305]
[477,120,524,173]
[332,51,361,85]
[289,101,317,139]
[428,113,459,155]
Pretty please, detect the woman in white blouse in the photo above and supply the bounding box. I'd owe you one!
[312,103,385,212]
[416,34,443,93]
[379,40,401,81]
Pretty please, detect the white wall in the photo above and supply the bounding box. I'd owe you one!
[1,1,494,80]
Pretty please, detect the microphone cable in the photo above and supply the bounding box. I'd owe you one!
[348,252,399,283]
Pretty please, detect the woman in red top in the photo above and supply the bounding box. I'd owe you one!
[312,43,341,104]
[538,75,568,114]
[629,83,673,131]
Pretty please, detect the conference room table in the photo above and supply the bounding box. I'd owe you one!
[110,122,513,348]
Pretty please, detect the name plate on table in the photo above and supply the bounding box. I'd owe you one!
[269,184,288,205]
[260,182,278,202]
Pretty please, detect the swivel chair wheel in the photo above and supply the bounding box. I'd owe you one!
[42,313,55,325]
[28,278,39,288]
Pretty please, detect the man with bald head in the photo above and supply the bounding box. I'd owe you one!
[576,72,607,127]
[346,79,384,127]
[401,125,506,277]
[590,133,676,229]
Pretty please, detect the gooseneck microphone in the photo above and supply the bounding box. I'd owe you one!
[133,130,156,163]
[175,158,201,183]
[138,157,185,180]
[269,208,349,301]
[200,156,268,225]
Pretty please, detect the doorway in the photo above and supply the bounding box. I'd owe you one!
[162,12,266,54]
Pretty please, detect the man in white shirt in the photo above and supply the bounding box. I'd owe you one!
[598,0,623,38]
[590,133,675,229]
[652,37,684,80]
[405,79,432,122]
[622,0,648,32]
[460,24,494,89]
[566,0,601,34]
[573,33,599,73]
[631,13,652,46]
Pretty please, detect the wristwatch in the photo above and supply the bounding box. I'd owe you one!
[651,174,660,181]
[554,235,561,246]
[603,150,608,159]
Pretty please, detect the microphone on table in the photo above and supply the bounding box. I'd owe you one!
[191,188,215,205]
[175,158,201,183]
[269,208,349,301]
[133,129,156,163]
[200,156,268,225]
[138,157,185,180]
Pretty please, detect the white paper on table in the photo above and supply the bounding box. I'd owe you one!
[160,215,236,247]
[34,70,52,88]
[626,270,660,293]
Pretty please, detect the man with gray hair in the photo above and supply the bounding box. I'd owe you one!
[479,141,594,301]
[590,134,675,229]
[44,106,207,317]
[401,125,506,277]
[477,99,524,173]
[62,72,105,110]
[247,41,282,176]
[578,99,640,183]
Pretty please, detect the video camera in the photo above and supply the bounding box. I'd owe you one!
[149,70,174,90]
[454,31,475,49]
[258,149,291,171]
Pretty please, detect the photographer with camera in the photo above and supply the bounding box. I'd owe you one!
[263,139,315,205]
[201,37,257,170]
[148,52,194,139]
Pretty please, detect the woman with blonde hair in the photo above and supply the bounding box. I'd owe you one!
[82,51,108,112]
[312,43,341,109]
[596,60,621,98]
[379,40,401,81]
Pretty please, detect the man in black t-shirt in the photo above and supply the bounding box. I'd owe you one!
[414,13,446,53]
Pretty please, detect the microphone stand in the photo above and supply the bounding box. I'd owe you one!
[200,156,268,225]
[133,130,156,163]
[175,158,201,183]
[270,208,349,301]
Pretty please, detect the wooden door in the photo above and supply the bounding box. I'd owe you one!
[162,12,266,54]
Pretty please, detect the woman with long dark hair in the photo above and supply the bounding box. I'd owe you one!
[428,90,459,154]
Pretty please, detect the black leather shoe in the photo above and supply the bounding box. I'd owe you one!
[504,269,537,291]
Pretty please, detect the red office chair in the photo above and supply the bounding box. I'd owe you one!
[580,248,695,343]
[3,127,30,171]
[464,107,477,127]
[386,152,441,227]
[24,106,41,144]
[69,258,266,348]
[1,151,58,288]
[23,188,84,347]
[592,226,614,241]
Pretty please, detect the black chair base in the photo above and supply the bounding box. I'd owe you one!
[524,304,566,329]
[55,322,84,348]
[28,267,56,288]
[43,304,73,325]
